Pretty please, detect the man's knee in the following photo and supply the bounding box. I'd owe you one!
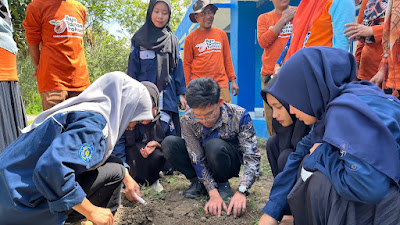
[161,136,185,160]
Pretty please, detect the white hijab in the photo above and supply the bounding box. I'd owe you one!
[22,71,154,168]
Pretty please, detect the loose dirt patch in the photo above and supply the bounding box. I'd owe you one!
[114,138,276,225]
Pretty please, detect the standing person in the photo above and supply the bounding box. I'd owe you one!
[183,0,239,103]
[371,0,400,98]
[259,47,400,225]
[0,0,27,152]
[128,0,187,136]
[273,0,354,74]
[162,78,260,218]
[344,0,387,81]
[0,72,154,225]
[23,0,90,111]
[113,82,175,192]
[257,0,296,137]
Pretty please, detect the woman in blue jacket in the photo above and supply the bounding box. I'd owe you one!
[128,0,187,136]
[259,47,400,225]
[0,72,154,225]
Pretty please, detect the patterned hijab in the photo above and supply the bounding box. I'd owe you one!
[362,0,388,43]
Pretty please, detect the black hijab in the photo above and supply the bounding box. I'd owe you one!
[141,81,160,121]
[132,0,179,91]
[261,76,310,151]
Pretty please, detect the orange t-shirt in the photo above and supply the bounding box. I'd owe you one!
[23,0,89,93]
[257,10,293,75]
[183,27,236,88]
[0,48,18,81]
[306,0,333,48]
[354,0,384,81]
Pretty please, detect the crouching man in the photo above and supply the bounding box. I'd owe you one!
[162,77,261,218]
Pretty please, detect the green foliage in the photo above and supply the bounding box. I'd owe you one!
[9,0,32,56]
[10,0,191,113]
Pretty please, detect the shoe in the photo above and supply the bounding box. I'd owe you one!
[184,178,206,199]
[150,179,164,193]
[217,182,233,201]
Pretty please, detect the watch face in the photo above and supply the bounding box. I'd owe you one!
[239,185,247,193]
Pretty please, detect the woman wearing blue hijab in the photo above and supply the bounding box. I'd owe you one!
[259,47,400,225]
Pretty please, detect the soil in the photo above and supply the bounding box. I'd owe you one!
[113,138,277,225]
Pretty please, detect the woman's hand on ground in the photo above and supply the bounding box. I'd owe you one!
[227,191,246,218]
[205,189,227,217]
[72,198,114,225]
[123,169,141,202]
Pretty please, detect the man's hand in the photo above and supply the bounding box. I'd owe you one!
[231,79,239,96]
[204,189,227,217]
[259,213,279,225]
[344,23,374,40]
[227,191,246,218]
[123,168,141,202]
[179,95,189,111]
[371,63,387,88]
[141,141,160,158]
[281,6,296,24]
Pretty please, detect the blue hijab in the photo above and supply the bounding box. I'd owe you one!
[270,47,400,184]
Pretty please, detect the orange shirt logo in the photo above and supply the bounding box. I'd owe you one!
[49,15,84,37]
[195,39,222,54]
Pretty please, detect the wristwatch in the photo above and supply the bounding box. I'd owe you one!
[238,185,249,196]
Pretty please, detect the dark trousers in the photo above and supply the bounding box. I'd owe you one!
[67,155,125,222]
[128,148,166,186]
[162,136,241,183]
[266,135,293,177]
[288,171,400,225]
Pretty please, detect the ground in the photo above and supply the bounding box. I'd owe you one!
[113,138,278,225]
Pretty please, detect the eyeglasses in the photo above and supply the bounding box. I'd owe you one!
[200,10,215,17]
[193,105,220,122]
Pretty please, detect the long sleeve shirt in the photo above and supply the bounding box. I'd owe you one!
[183,27,236,88]
[181,103,260,191]
[22,0,89,93]
[354,0,384,81]
[127,40,186,113]
[0,111,107,225]
[257,9,293,75]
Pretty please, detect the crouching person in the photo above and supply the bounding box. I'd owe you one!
[0,72,154,225]
[259,47,400,225]
[162,77,261,218]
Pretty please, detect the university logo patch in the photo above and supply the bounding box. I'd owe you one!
[79,143,94,162]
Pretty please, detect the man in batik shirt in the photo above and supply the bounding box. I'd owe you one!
[162,77,260,218]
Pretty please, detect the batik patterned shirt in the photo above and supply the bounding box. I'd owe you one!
[181,103,261,191]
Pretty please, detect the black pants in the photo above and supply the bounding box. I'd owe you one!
[266,135,293,177]
[128,148,166,186]
[162,136,241,183]
[288,171,400,225]
[67,155,125,222]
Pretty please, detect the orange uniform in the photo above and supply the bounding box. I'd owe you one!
[183,27,236,88]
[257,11,293,75]
[354,0,384,81]
[0,48,18,81]
[23,0,89,93]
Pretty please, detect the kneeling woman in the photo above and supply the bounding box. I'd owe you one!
[261,76,310,178]
[113,82,174,190]
[259,47,400,225]
[0,72,154,225]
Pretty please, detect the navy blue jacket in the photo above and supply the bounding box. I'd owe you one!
[0,112,107,225]
[127,40,186,113]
